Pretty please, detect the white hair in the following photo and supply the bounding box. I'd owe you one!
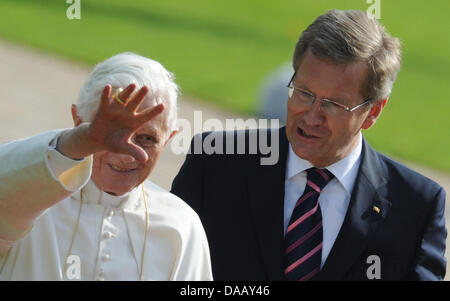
[77,52,179,137]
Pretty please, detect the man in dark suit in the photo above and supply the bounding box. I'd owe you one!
[171,9,447,280]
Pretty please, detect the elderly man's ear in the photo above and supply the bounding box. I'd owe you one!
[71,104,83,127]
[361,98,388,130]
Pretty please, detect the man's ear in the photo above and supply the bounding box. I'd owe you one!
[361,99,388,130]
[164,129,179,147]
[71,104,83,127]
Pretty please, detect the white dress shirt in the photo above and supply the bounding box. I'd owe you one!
[284,133,363,268]
[0,130,213,280]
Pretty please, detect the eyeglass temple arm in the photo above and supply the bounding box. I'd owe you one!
[348,99,372,112]
[287,71,297,87]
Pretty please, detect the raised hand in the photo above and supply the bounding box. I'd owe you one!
[57,84,164,163]
[88,84,164,162]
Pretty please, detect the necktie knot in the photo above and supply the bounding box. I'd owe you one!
[306,168,334,193]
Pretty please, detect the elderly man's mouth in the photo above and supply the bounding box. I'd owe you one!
[108,163,137,173]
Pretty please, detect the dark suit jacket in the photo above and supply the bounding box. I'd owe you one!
[171,127,447,280]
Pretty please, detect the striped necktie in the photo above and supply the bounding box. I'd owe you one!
[284,167,334,281]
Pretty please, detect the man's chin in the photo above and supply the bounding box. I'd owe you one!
[291,145,325,166]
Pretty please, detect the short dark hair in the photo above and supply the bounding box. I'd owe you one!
[293,9,402,101]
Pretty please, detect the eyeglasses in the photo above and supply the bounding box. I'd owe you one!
[287,72,372,116]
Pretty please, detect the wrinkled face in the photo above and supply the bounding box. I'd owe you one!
[91,98,170,196]
[286,50,376,167]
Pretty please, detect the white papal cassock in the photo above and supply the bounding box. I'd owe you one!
[0,130,213,280]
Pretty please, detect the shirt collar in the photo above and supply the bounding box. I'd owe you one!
[72,179,143,211]
[286,133,363,194]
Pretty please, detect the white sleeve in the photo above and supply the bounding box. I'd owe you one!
[0,130,92,251]
[45,132,92,192]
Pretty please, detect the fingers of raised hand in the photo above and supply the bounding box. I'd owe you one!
[95,85,162,149]
[118,84,137,105]
[100,85,112,110]
[135,103,165,125]
[110,85,151,115]
[112,84,136,106]
[125,86,150,113]
[117,141,149,163]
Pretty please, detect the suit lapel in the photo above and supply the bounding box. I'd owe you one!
[316,138,392,280]
[246,127,289,280]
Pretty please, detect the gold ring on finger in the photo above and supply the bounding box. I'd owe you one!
[113,88,125,105]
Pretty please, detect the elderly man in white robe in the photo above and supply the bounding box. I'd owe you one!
[0,52,213,281]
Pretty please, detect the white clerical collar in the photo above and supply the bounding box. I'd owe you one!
[286,133,363,195]
[73,179,142,211]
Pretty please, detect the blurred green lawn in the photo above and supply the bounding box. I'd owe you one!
[1,0,449,171]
